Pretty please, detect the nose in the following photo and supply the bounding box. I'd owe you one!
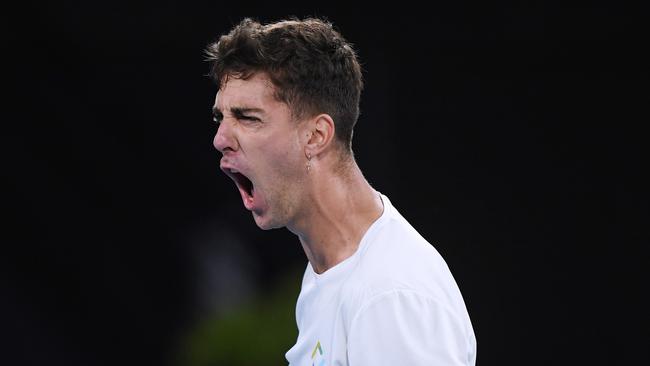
[213,120,238,154]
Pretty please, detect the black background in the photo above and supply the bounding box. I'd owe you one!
[4,2,648,365]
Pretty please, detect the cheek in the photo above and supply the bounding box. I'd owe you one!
[250,128,304,184]
[257,145,302,183]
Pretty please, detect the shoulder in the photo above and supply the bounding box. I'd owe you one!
[350,207,454,300]
[339,197,471,330]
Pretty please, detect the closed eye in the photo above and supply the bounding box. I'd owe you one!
[231,107,264,124]
[239,115,260,122]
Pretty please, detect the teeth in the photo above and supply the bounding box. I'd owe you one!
[230,168,239,174]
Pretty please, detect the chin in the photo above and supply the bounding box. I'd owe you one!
[255,221,275,230]
[252,213,283,231]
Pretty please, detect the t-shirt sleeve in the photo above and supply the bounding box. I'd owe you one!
[347,289,474,365]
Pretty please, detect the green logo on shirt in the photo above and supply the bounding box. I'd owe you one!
[311,341,325,366]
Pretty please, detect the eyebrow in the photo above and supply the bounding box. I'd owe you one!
[212,106,266,116]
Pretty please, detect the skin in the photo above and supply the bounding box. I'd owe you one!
[213,72,383,274]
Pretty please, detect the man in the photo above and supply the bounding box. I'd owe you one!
[206,17,477,365]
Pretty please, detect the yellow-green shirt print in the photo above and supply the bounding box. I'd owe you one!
[311,341,325,366]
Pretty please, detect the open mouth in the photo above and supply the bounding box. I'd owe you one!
[223,168,255,206]
[232,170,254,197]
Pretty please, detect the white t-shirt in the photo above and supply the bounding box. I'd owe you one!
[285,194,477,365]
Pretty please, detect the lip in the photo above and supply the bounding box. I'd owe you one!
[220,161,255,210]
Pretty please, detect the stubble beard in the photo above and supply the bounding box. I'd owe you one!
[258,164,309,231]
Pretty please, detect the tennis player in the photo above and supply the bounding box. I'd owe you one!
[207,17,476,365]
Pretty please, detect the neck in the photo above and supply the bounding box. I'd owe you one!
[288,160,384,274]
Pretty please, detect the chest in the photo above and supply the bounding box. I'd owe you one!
[286,284,354,366]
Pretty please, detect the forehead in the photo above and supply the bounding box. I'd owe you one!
[214,73,280,110]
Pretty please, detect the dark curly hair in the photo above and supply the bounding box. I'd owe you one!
[205,18,364,154]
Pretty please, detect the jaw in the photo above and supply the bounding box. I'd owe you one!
[252,211,276,230]
[254,183,305,232]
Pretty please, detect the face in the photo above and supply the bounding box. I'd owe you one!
[213,73,308,230]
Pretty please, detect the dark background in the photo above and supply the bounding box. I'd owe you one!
[4,2,647,365]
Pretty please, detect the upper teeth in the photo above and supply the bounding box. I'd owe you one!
[230,168,239,174]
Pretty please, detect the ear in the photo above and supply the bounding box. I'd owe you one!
[304,113,335,158]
